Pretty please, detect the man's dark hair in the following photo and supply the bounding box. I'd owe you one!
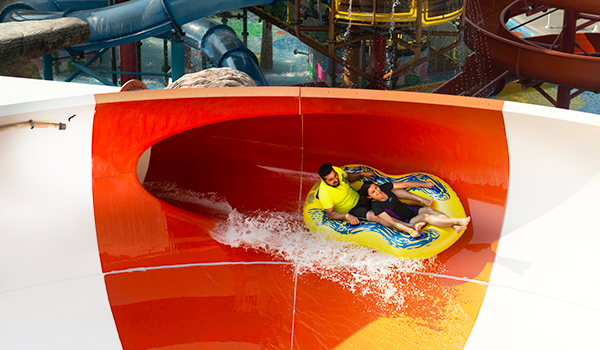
[359,181,374,210]
[318,163,334,180]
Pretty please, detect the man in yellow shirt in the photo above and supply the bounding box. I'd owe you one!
[318,163,381,225]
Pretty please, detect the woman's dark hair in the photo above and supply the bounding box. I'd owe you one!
[318,163,334,180]
[359,181,374,210]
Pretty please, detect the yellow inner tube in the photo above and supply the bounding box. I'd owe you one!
[303,165,467,259]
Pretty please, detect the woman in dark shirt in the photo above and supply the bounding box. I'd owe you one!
[359,181,470,238]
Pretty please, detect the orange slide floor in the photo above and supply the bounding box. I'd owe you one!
[91,87,508,349]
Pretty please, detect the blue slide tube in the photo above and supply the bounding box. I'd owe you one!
[179,19,268,86]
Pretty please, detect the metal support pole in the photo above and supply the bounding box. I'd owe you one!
[260,21,273,70]
[108,0,117,85]
[171,36,185,82]
[65,48,110,82]
[327,57,337,87]
[136,41,143,81]
[52,52,61,76]
[328,0,335,56]
[116,0,137,85]
[119,42,138,85]
[359,39,366,88]
[42,54,53,80]
[368,35,387,89]
[317,0,323,25]
[557,10,578,109]
[162,39,170,87]
[111,47,118,85]
[242,8,249,46]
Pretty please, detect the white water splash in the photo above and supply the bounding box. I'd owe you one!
[143,181,234,215]
[341,0,354,86]
[386,0,404,86]
[343,0,354,38]
[145,181,431,308]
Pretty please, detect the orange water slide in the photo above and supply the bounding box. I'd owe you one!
[4,76,600,348]
[436,0,600,98]
[92,87,508,349]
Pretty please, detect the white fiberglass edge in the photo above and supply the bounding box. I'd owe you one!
[0,275,123,349]
[465,102,600,349]
[0,76,120,108]
[0,90,122,348]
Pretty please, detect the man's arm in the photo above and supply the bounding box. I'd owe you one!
[391,181,434,206]
[392,181,434,190]
[347,170,375,183]
[324,207,360,225]
[391,188,433,206]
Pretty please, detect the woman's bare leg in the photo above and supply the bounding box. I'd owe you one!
[410,207,470,232]
[367,211,423,237]
[366,210,394,227]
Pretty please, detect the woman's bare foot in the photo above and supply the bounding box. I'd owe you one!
[452,217,470,234]
[410,230,422,238]
[453,225,467,234]
[419,198,434,207]
[414,222,426,231]
[455,216,470,226]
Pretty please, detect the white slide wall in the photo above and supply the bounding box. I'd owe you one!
[0,78,122,349]
[465,102,600,349]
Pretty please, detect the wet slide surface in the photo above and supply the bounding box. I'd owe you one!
[92,87,508,348]
[464,0,600,92]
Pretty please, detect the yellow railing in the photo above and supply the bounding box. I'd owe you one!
[334,0,463,26]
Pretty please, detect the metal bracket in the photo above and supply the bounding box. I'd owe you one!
[160,0,184,36]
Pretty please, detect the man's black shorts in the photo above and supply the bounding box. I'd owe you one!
[348,200,368,220]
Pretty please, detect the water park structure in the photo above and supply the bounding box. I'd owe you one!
[435,0,600,109]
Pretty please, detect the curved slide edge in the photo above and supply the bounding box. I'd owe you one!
[91,87,509,348]
[466,101,600,349]
[87,87,600,348]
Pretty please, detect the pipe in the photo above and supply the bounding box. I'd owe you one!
[0,120,67,132]
[180,18,268,86]
[557,10,578,109]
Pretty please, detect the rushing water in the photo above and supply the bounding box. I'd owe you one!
[386,0,403,86]
[145,181,437,310]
